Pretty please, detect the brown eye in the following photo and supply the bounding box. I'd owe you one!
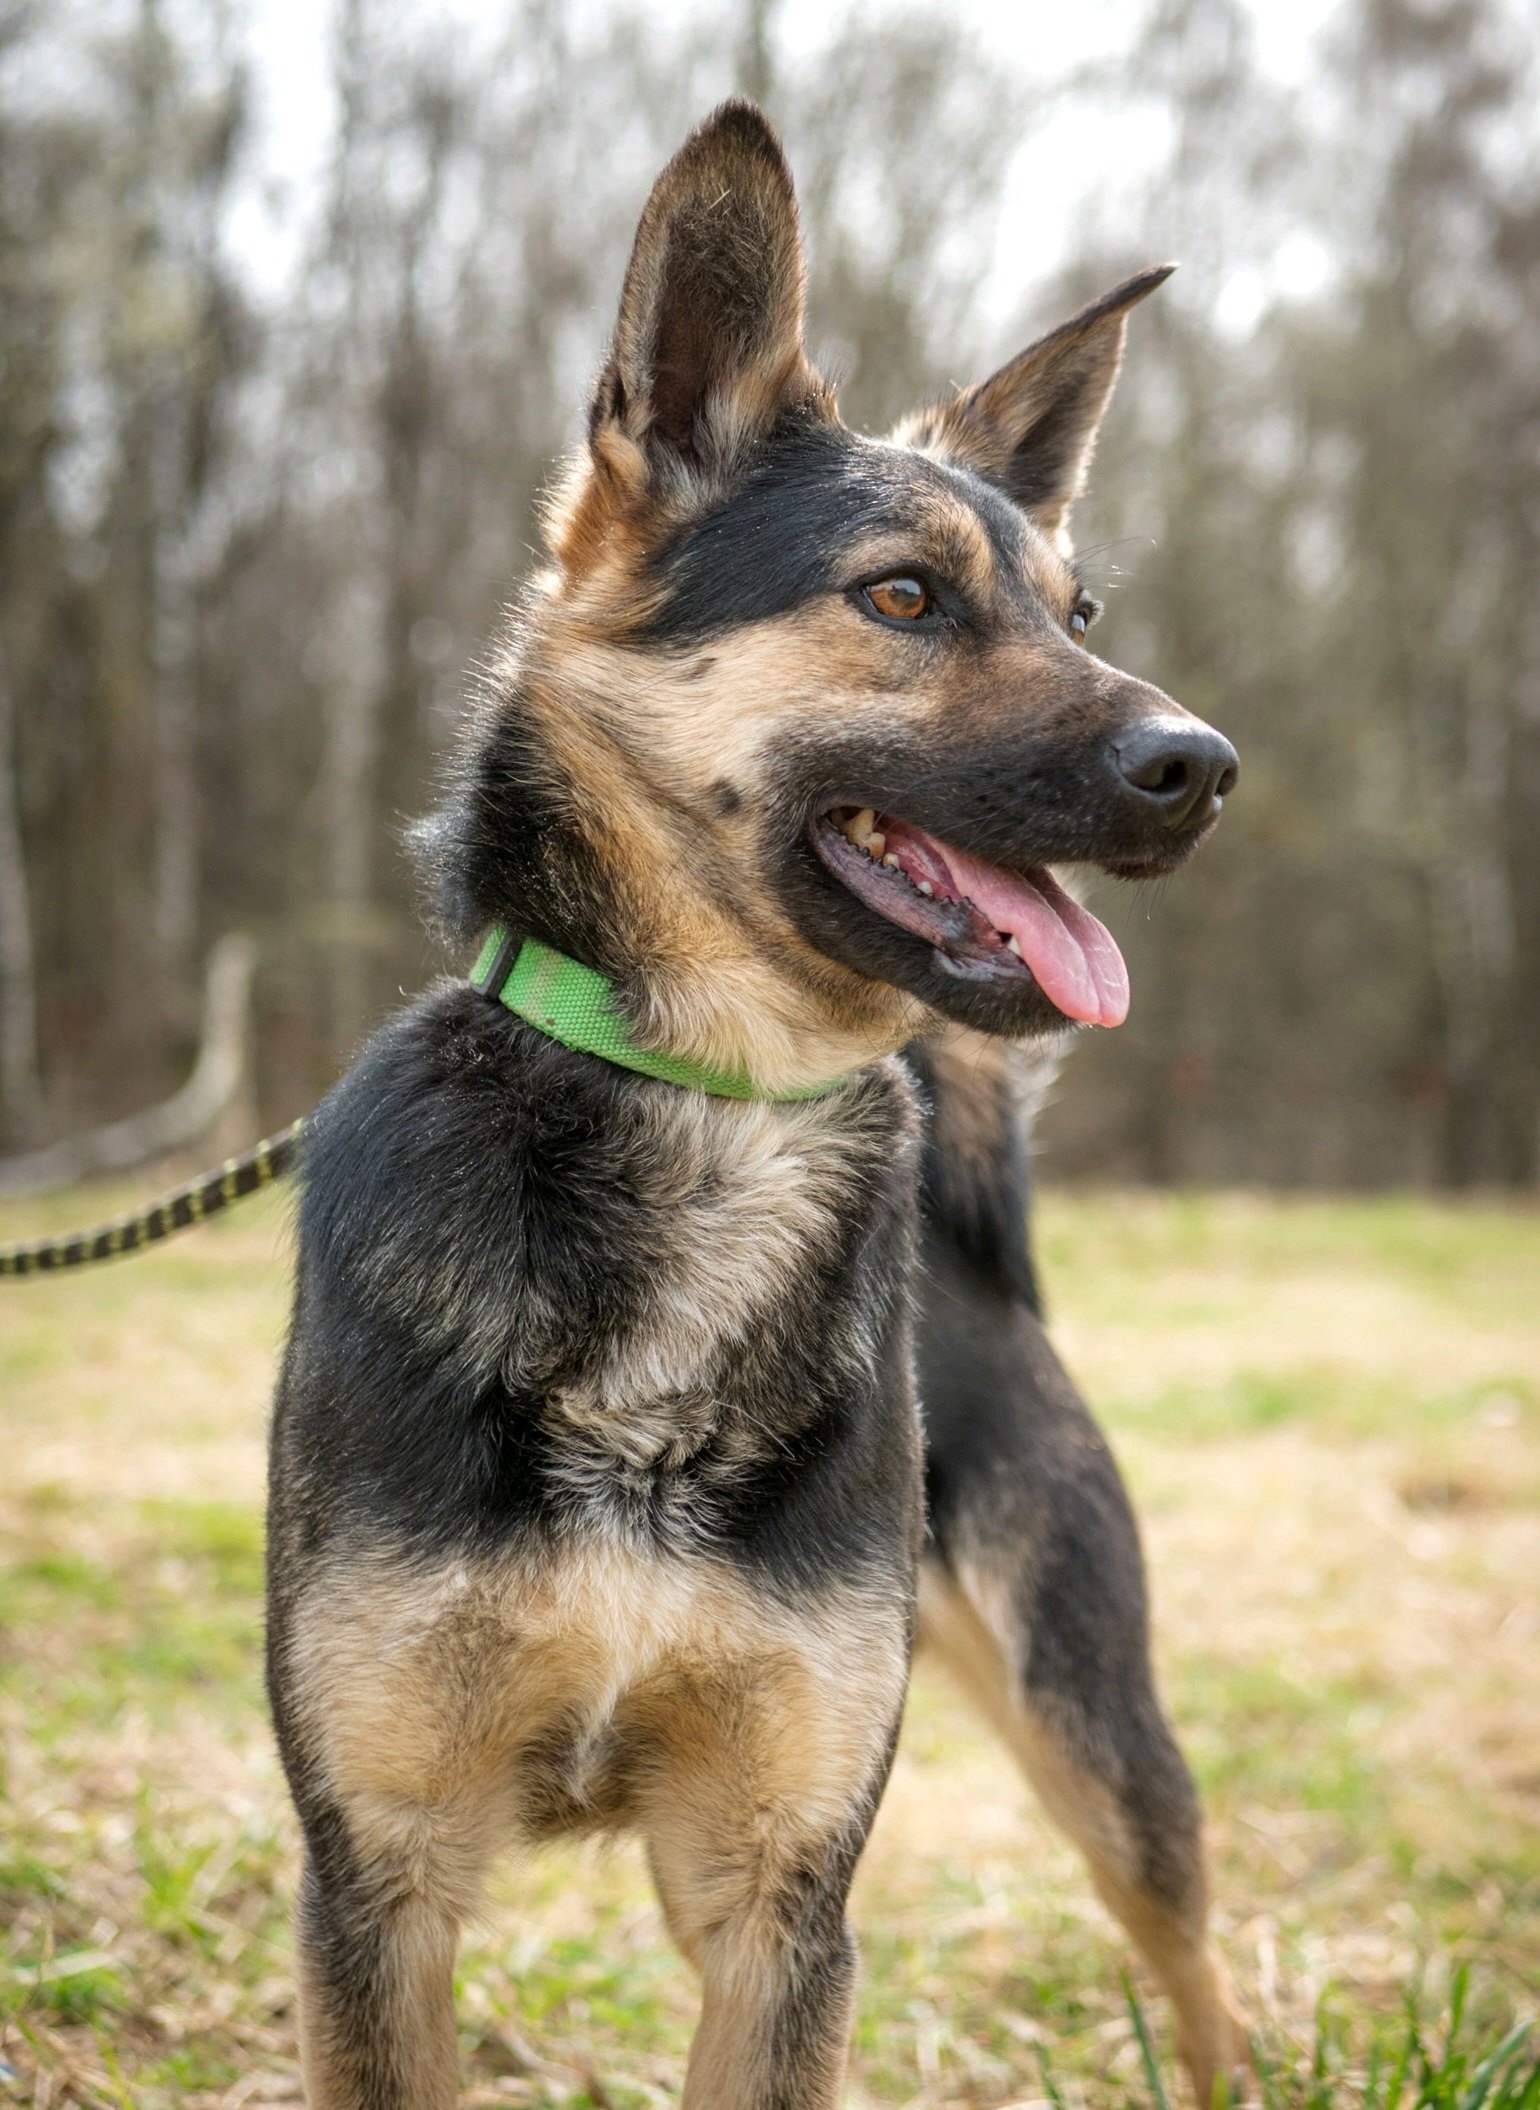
[1069,595,1099,643]
[864,575,931,623]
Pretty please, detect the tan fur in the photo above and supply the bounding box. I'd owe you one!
[595,103,832,507]
[918,1563,1251,2107]
[486,602,930,1093]
[288,1537,905,1828]
[519,151,1188,1115]
[674,1940,852,2110]
[286,1538,909,2106]
[510,127,1181,1115]
[528,114,1127,1101]
[545,1083,899,1458]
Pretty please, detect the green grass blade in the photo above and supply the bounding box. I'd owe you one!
[1307,1992,1339,2110]
[1037,2041,1069,2110]
[1253,2032,1287,2110]
[1457,2023,1533,2110]
[1124,1974,1173,2110]
[1494,2049,1540,2110]
[1365,2035,1386,2110]
[1448,1966,1470,2053]
[1389,1995,1425,2110]
[93,2033,137,2110]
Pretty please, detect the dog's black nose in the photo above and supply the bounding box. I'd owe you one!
[1112,721,1239,830]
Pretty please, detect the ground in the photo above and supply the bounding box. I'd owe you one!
[1,1180,1537,2108]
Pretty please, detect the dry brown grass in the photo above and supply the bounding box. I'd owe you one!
[1,1183,1536,2107]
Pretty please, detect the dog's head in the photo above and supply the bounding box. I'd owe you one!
[422,101,1237,1091]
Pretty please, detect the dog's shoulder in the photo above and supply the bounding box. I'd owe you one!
[294,977,594,1356]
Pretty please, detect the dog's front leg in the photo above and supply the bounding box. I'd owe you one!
[679,1880,861,2110]
[289,1790,496,2110]
[643,1614,911,2110]
[653,1799,881,2110]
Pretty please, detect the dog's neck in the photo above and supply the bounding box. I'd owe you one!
[623,949,925,1099]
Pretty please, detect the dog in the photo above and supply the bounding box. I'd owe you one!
[265,100,1245,2109]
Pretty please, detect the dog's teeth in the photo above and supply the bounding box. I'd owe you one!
[916,879,933,896]
[881,853,900,871]
[841,806,890,858]
[1006,934,1022,957]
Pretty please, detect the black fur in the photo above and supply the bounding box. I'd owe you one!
[269,984,921,1581]
[638,417,1047,645]
[267,985,927,2108]
[904,1038,1042,1311]
[409,696,605,955]
[913,1091,1207,1918]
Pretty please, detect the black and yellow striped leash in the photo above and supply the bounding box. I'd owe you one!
[0,1120,304,1279]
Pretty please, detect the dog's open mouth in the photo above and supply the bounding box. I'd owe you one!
[813,805,1130,1027]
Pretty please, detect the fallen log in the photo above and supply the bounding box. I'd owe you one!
[0,933,258,1197]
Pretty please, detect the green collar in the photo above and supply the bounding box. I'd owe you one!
[471,928,848,1102]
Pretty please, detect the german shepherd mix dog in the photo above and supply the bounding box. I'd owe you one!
[267,103,1245,2109]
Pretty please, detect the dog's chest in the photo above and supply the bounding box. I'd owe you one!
[540,1089,900,1486]
[291,1537,910,1846]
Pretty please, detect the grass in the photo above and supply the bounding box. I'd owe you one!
[1,1180,1536,2106]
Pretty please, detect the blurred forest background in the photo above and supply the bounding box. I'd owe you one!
[1,0,1538,1190]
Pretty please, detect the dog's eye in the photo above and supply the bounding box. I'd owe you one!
[1069,595,1101,643]
[863,576,931,623]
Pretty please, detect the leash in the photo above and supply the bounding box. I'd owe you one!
[0,1120,304,1277]
[0,931,849,1279]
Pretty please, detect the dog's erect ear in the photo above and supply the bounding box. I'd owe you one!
[892,266,1175,541]
[591,101,823,490]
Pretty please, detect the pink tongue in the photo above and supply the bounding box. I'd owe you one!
[894,827,1130,1027]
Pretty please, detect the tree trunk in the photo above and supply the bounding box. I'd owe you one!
[152,494,200,998]
[0,628,45,1148]
[319,576,389,1056]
